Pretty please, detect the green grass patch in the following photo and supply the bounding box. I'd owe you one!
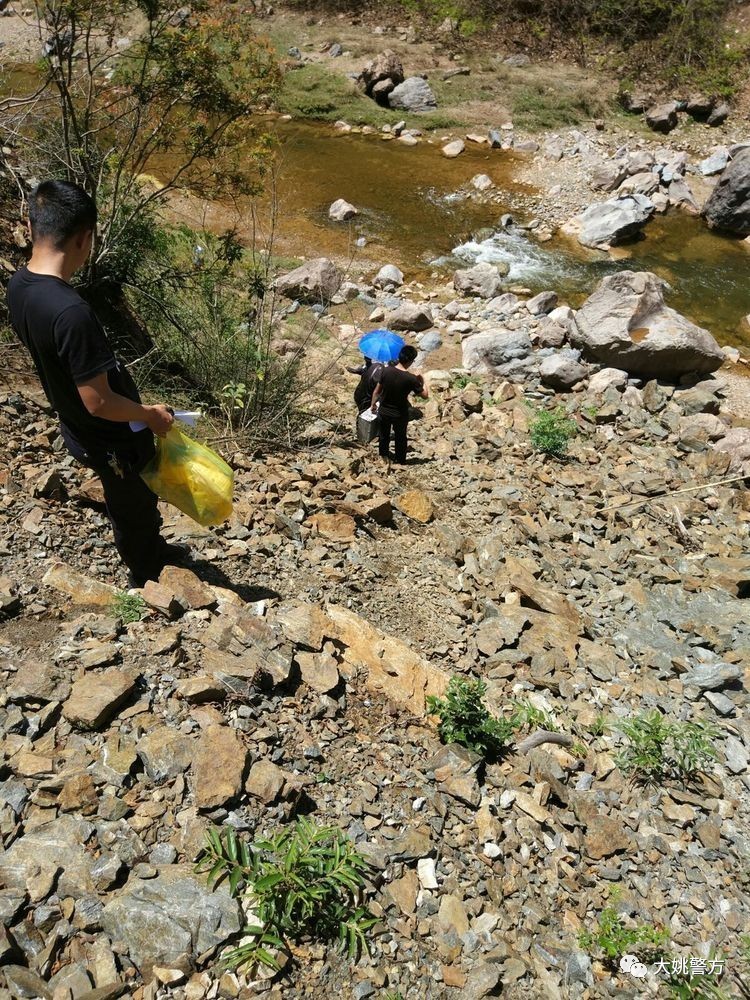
[276,62,461,128]
[111,592,147,623]
[512,80,608,129]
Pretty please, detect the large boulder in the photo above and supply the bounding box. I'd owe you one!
[574,196,655,249]
[359,50,404,97]
[388,77,437,113]
[645,102,679,134]
[570,271,725,379]
[539,353,587,391]
[453,262,505,299]
[462,329,532,374]
[703,148,750,235]
[275,258,343,304]
[386,301,434,331]
[101,865,241,975]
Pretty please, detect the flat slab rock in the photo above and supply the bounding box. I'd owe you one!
[63,668,139,730]
[101,865,241,975]
[0,814,97,899]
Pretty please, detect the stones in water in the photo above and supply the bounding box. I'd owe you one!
[275,258,343,304]
[388,77,437,113]
[571,271,725,378]
[328,198,358,222]
[442,139,465,158]
[573,195,655,249]
[471,173,494,191]
[703,147,750,235]
[453,262,505,300]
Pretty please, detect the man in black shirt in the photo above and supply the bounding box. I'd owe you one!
[6,180,177,586]
[371,344,428,464]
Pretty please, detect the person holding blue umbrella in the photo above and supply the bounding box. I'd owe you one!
[370,344,428,465]
[351,330,405,444]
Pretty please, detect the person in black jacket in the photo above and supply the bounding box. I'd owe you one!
[6,179,180,586]
[370,345,428,464]
[347,356,384,413]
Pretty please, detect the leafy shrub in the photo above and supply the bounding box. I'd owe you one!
[127,227,305,443]
[197,820,376,971]
[529,406,577,457]
[110,592,147,624]
[615,711,719,786]
[427,677,515,757]
[579,906,669,964]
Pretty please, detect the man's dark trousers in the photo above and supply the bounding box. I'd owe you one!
[378,414,408,464]
[65,429,164,585]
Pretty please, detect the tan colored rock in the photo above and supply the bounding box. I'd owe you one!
[57,774,98,815]
[297,650,340,694]
[245,759,286,804]
[360,495,393,524]
[63,669,139,731]
[141,580,183,619]
[158,566,217,611]
[397,490,434,523]
[137,727,195,782]
[192,725,248,811]
[309,512,357,542]
[387,868,419,916]
[42,562,118,607]
[174,676,225,703]
[325,604,449,716]
[584,815,632,859]
[514,791,552,825]
[437,894,469,936]
[501,555,581,627]
[276,602,330,650]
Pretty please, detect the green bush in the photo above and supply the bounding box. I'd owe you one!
[427,677,515,758]
[580,906,669,964]
[127,226,305,443]
[615,711,719,786]
[197,820,376,971]
[528,406,577,457]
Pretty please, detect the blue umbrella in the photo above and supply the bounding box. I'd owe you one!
[358,329,405,363]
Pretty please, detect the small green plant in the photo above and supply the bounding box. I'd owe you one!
[529,406,577,457]
[616,711,719,786]
[511,698,558,732]
[427,677,514,758]
[110,592,147,624]
[452,373,480,391]
[579,906,669,965]
[197,820,376,971]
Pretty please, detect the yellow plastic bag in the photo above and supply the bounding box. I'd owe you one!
[140,426,234,527]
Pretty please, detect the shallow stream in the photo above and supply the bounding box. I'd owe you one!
[260,121,750,349]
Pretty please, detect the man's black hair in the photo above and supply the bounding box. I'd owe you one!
[399,345,418,367]
[28,180,97,249]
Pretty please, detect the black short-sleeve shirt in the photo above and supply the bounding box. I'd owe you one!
[7,268,144,459]
[376,365,422,419]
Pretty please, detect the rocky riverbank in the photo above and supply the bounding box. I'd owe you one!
[2,249,750,999]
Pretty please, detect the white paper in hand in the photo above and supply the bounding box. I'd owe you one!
[129,410,202,433]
